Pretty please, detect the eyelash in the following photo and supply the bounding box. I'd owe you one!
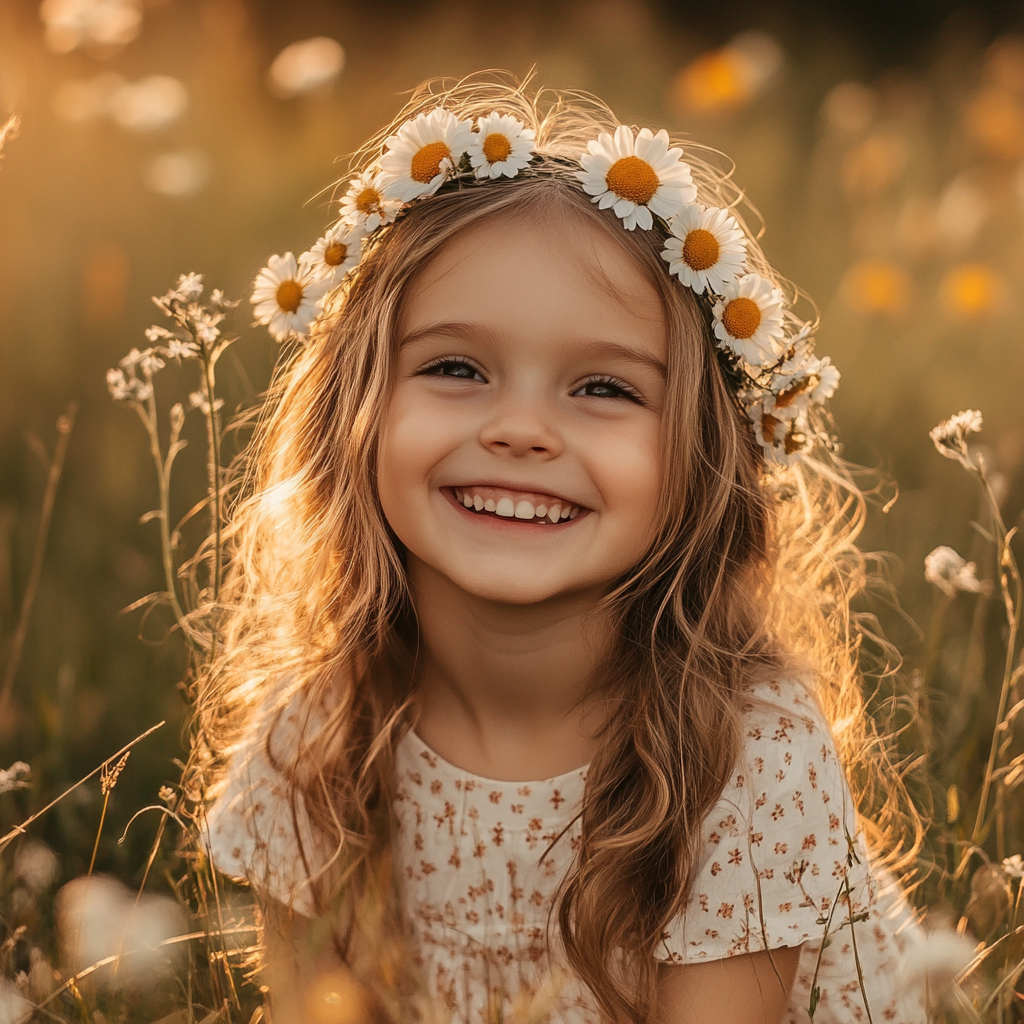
[416,359,645,405]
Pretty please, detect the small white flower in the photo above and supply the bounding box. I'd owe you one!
[745,394,810,465]
[144,325,175,343]
[712,273,787,368]
[298,222,365,286]
[577,125,697,230]
[162,337,200,361]
[106,367,152,403]
[192,311,222,344]
[924,546,986,597]
[189,390,224,415]
[1003,854,1024,878]
[662,204,747,293]
[250,252,331,343]
[930,410,983,470]
[337,167,402,232]
[155,271,204,313]
[208,288,239,311]
[380,108,474,202]
[0,761,30,794]
[468,111,535,179]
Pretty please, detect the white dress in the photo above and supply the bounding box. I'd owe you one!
[207,677,928,1023]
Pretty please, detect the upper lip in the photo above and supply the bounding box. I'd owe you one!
[446,481,588,509]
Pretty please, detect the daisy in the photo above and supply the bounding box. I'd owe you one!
[662,204,747,294]
[380,108,474,202]
[468,111,535,179]
[337,168,402,232]
[746,398,809,465]
[577,125,696,230]
[299,223,365,287]
[767,354,841,418]
[712,273,786,368]
[251,252,331,343]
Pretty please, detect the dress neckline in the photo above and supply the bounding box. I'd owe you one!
[402,728,590,788]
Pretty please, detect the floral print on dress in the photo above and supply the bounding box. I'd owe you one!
[206,677,928,1024]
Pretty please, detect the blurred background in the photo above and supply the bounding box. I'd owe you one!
[1,0,1023,883]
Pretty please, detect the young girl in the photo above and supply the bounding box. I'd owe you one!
[202,76,927,1023]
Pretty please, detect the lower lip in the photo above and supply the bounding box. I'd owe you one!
[441,488,588,531]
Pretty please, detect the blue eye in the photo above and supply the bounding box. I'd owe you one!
[418,357,485,381]
[573,376,645,404]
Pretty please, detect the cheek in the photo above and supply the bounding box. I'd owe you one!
[593,419,663,533]
[377,390,457,507]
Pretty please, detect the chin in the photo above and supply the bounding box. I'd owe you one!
[447,563,591,605]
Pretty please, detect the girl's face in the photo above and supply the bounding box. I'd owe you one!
[378,212,667,605]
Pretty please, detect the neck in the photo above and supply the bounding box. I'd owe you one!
[407,556,613,781]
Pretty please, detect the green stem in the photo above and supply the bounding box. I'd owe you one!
[971,467,1022,847]
[139,392,186,627]
[201,353,223,602]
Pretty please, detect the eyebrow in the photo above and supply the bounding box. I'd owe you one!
[398,320,667,378]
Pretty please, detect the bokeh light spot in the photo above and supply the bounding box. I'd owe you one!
[941,264,1001,317]
[842,261,911,315]
[268,37,345,98]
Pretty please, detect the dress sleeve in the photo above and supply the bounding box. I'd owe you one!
[658,677,875,963]
[202,705,322,917]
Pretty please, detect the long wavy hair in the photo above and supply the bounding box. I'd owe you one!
[193,74,921,1022]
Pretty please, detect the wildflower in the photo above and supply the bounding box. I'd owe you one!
[578,125,696,230]
[929,409,983,469]
[1003,854,1024,878]
[191,309,223,344]
[468,112,536,179]
[0,761,30,794]
[208,288,240,311]
[337,168,402,232]
[662,204,747,294]
[299,222,365,286]
[158,785,177,809]
[745,395,809,464]
[251,252,331,342]
[924,546,986,597]
[120,346,164,377]
[15,840,59,893]
[712,272,787,368]
[380,109,474,202]
[189,390,224,416]
[154,271,204,314]
[162,336,200,361]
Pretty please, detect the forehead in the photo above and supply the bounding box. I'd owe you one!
[399,211,666,353]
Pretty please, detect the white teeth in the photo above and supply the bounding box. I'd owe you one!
[473,495,484,511]
[547,504,561,524]
[495,497,515,517]
[463,493,473,508]
[560,507,571,520]
[568,507,579,520]
[484,499,496,512]
[535,504,547,517]
[514,500,534,520]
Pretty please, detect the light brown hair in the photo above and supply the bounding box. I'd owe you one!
[194,74,919,1022]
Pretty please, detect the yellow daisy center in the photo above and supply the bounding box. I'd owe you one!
[276,279,303,313]
[784,425,805,455]
[605,155,660,205]
[323,242,348,267]
[482,132,512,163]
[355,186,381,212]
[410,141,451,184]
[722,296,762,339]
[761,412,780,440]
[682,228,720,271]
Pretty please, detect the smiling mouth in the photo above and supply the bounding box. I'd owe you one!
[449,486,584,525]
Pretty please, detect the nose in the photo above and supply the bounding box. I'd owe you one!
[478,396,564,459]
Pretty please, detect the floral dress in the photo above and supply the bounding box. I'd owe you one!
[207,677,928,1023]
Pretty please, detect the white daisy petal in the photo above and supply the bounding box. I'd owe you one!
[250,252,331,343]
[711,272,787,368]
[380,108,474,202]
[298,223,366,287]
[337,168,402,232]
[575,124,696,230]
[662,204,748,294]
[468,112,536,179]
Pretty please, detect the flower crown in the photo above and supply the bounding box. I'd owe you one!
[250,108,840,467]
